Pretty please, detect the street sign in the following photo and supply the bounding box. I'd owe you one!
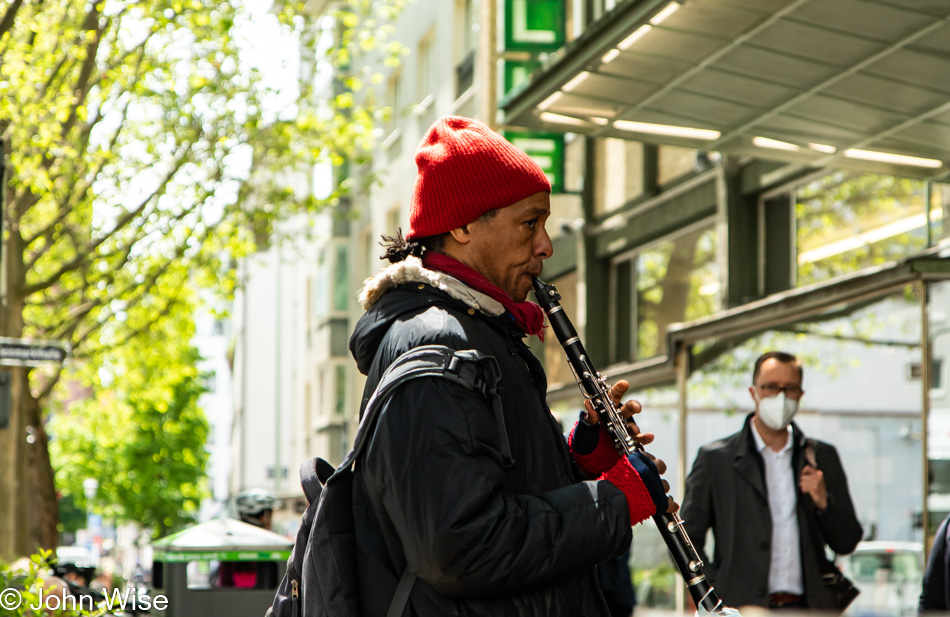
[0,336,69,367]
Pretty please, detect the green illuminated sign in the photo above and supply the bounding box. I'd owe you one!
[504,0,565,52]
[505,131,565,194]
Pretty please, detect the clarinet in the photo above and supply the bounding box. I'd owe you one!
[533,277,724,614]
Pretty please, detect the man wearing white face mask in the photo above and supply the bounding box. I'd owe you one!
[681,351,863,611]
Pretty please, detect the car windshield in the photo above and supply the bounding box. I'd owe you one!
[850,550,922,584]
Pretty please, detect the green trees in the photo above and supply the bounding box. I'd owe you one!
[0,0,401,556]
[50,294,210,539]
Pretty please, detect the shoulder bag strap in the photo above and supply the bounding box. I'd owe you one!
[344,344,506,617]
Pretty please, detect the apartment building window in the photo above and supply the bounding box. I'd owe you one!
[306,275,313,349]
[362,227,378,279]
[333,244,349,312]
[455,0,476,99]
[416,31,438,128]
[314,251,329,319]
[334,365,347,416]
[305,381,313,433]
[383,71,403,160]
[387,206,402,236]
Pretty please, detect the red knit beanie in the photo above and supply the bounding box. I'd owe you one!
[406,116,552,240]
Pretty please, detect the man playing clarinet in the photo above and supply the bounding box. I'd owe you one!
[348,115,674,616]
[682,351,863,611]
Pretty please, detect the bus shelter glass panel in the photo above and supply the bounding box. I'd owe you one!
[682,285,924,615]
[932,183,950,245]
[927,280,950,549]
[625,384,681,609]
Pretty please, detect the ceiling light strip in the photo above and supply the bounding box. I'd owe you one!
[844,148,942,169]
[649,2,680,25]
[614,120,720,140]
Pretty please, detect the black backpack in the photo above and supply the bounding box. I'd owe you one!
[266,344,505,617]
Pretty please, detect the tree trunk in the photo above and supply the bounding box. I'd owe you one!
[0,190,57,557]
[0,366,26,560]
[26,383,59,550]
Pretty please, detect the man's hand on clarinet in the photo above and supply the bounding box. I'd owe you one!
[581,380,679,515]
[583,379,654,446]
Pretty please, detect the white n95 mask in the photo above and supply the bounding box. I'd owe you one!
[757,393,799,430]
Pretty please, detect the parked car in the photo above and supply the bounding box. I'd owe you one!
[840,541,923,616]
[55,545,96,567]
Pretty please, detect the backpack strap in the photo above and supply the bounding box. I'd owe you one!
[297,344,509,502]
[298,458,335,505]
[386,568,417,617]
[298,344,508,617]
[358,345,508,617]
[344,344,511,470]
[942,514,950,608]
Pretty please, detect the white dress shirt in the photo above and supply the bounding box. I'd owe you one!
[751,419,804,595]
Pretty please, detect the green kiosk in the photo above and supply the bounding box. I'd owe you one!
[149,518,292,617]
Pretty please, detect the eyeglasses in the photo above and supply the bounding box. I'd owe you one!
[755,383,803,399]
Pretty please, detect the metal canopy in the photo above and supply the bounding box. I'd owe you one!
[501,0,950,180]
[543,250,950,401]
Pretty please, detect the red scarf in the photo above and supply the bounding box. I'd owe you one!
[422,252,545,340]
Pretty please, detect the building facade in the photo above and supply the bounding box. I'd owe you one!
[233,0,950,607]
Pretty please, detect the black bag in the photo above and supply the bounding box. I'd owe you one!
[820,562,860,613]
[266,345,503,617]
[806,440,860,613]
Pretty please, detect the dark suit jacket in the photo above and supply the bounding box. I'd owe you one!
[681,413,863,610]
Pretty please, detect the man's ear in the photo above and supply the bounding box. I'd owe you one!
[448,224,472,245]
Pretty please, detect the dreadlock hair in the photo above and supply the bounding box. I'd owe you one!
[379,228,445,263]
[379,210,498,264]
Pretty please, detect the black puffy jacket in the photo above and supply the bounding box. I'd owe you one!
[348,262,632,616]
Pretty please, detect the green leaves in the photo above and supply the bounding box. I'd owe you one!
[1,0,403,546]
[50,289,210,538]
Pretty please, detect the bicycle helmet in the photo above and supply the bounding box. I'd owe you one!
[234,489,277,521]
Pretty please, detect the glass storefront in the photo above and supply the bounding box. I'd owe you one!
[794,171,939,287]
[607,221,720,364]
[620,279,950,611]
[927,280,950,551]
[636,224,719,360]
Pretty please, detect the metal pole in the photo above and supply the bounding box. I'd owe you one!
[275,242,283,495]
[0,135,6,317]
[675,343,689,614]
[921,280,932,555]
[926,182,933,249]
[481,0,498,127]
[240,260,249,491]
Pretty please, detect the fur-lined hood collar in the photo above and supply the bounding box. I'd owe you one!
[357,256,504,316]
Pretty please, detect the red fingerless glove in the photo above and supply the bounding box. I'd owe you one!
[601,451,669,526]
[569,415,620,476]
